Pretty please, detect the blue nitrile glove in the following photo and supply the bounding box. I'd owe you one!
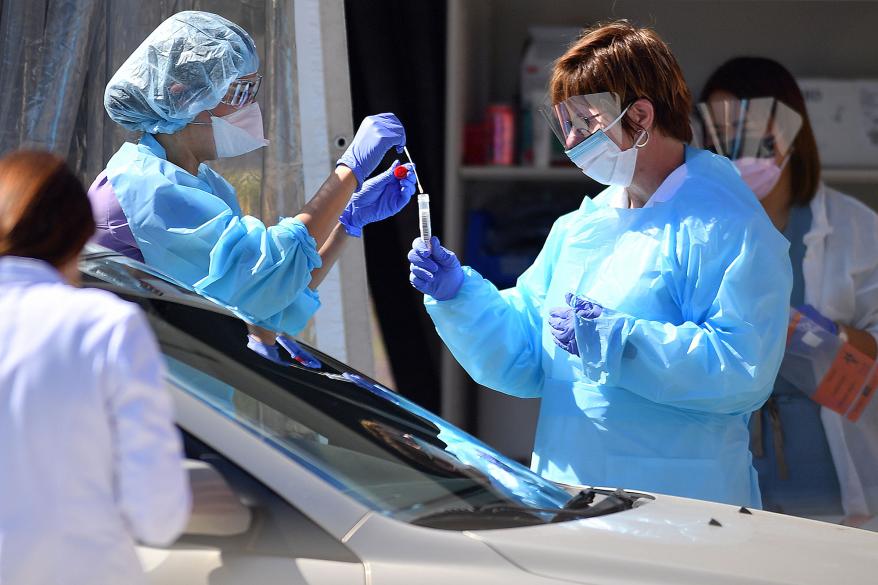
[408,236,464,300]
[339,161,416,237]
[548,307,580,356]
[337,113,406,188]
[796,304,839,336]
[547,293,604,356]
[566,292,604,319]
[247,335,289,366]
[277,334,322,369]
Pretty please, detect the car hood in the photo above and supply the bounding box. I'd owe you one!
[466,493,878,585]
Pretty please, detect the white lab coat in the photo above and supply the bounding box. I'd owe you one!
[803,184,878,517]
[0,257,190,585]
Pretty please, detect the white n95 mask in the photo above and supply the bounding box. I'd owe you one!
[210,102,269,159]
[564,105,647,187]
[734,156,788,200]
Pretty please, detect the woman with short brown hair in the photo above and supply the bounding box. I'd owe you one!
[0,151,189,585]
[409,21,791,507]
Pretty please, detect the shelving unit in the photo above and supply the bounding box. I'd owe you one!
[822,169,878,184]
[460,166,583,181]
[442,0,878,461]
[460,166,878,184]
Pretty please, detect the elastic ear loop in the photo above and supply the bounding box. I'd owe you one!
[633,128,650,149]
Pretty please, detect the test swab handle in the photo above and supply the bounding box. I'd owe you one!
[403,146,425,194]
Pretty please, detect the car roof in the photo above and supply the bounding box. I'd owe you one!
[80,244,240,316]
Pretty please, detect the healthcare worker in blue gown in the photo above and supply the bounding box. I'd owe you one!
[408,22,792,507]
[90,11,415,364]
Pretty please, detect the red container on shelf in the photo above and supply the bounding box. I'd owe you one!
[486,104,515,166]
[463,121,488,165]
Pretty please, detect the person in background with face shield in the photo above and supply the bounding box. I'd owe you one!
[408,22,792,507]
[702,57,878,526]
[90,11,415,364]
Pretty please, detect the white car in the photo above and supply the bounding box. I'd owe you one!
[80,249,878,584]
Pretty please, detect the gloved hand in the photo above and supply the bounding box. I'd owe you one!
[408,236,464,300]
[337,113,406,188]
[796,304,839,336]
[247,335,288,366]
[339,161,416,237]
[548,307,580,356]
[277,335,322,369]
[566,292,604,319]
[547,293,604,356]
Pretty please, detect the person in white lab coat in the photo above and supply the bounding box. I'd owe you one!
[0,151,190,585]
[702,57,878,526]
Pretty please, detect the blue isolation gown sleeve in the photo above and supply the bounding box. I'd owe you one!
[573,217,792,416]
[195,215,322,334]
[424,219,568,398]
[107,145,321,335]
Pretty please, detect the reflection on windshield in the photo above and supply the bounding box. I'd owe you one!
[152,303,572,524]
[341,373,569,514]
[93,259,571,528]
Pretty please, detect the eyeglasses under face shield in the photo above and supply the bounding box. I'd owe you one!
[538,92,625,151]
[221,74,263,107]
[692,97,802,161]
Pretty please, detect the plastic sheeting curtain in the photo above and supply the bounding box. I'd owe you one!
[0,0,304,233]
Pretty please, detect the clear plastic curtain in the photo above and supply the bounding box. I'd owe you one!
[0,0,304,220]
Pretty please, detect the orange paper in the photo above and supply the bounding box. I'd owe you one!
[812,343,873,415]
[847,368,878,423]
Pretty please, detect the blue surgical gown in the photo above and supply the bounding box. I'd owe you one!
[102,134,321,334]
[425,147,792,507]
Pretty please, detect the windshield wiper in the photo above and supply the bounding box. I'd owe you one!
[410,496,632,528]
[409,503,585,529]
[551,488,646,523]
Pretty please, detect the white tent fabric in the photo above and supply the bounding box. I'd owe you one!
[0,0,373,375]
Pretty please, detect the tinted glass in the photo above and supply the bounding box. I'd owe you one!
[82,254,572,529]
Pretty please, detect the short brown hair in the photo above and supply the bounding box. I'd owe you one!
[0,151,95,268]
[550,21,693,143]
[700,57,821,207]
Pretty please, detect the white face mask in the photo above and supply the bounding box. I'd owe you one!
[210,102,269,159]
[734,156,789,200]
[564,105,647,187]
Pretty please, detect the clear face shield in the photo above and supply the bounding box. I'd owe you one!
[692,97,802,164]
[220,74,263,108]
[538,92,625,151]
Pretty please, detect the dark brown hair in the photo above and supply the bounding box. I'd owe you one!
[700,57,821,206]
[0,151,95,268]
[550,21,693,143]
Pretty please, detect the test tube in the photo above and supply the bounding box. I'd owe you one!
[418,193,432,250]
[403,146,431,250]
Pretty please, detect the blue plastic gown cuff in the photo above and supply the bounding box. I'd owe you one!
[276,217,322,269]
[573,308,630,386]
[423,266,483,307]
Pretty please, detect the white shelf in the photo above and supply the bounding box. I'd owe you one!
[822,169,878,184]
[460,166,878,184]
[460,165,583,181]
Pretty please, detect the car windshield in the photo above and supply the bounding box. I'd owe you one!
[80,252,573,527]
